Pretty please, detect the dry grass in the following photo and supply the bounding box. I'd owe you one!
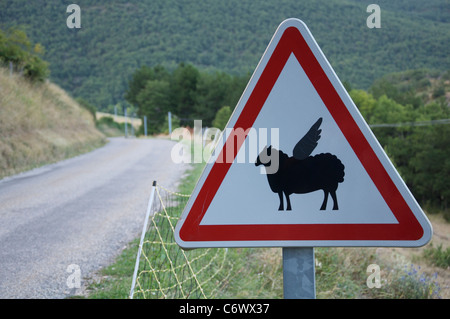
[96,111,141,129]
[0,67,106,179]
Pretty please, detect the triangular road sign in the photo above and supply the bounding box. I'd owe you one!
[174,18,432,248]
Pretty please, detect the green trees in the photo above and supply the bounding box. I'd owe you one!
[349,70,449,215]
[0,27,49,82]
[381,102,449,214]
[136,80,171,134]
[171,63,200,120]
[125,63,247,132]
[212,106,232,130]
[195,71,248,125]
[349,89,376,122]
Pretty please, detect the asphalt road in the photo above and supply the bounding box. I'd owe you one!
[0,137,189,298]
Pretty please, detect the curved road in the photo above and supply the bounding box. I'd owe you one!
[0,137,189,298]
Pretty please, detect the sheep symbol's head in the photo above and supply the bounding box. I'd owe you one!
[255,145,279,174]
[255,145,271,167]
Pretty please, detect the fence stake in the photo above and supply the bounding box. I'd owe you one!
[124,108,128,138]
[130,181,157,299]
[282,247,316,299]
[144,115,148,136]
[168,111,172,135]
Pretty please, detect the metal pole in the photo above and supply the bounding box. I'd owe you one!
[168,111,172,135]
[144,115,148,137]
[130,181,157,299]
[282,247,316,299]
[131,116,135,136]
[124,108,128,138]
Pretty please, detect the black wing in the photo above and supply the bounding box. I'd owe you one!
[292,117,323,160]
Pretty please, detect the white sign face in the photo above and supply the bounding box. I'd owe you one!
[174,18,432,249]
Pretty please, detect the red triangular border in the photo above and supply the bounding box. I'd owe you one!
[178,22,424,244]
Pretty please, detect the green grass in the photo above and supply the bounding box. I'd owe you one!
[423,244,450,268]
[85,237,141,299]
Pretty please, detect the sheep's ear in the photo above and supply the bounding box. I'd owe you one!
[267,145,272,155]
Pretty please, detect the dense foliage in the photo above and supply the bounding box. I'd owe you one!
[350,69,450,213]
[125,63,248,133]
[0,27,49,82]
[1,0,448,108]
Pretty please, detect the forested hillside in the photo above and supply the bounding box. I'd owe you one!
[1,0,448,108]
[349,69,449,213]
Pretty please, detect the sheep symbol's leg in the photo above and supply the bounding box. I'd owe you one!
[320,190,329,210]
[330,190,339,210]
[278,192,284,211]
[284,192,292,211]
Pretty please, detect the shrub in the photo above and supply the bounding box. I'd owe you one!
[423,244,450,268]
[0,27,49,82]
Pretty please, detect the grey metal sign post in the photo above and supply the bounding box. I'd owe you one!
[282,247,316,299]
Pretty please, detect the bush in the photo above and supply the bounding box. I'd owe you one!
[212,106,232,130]
[22,54,49,82]
[95,116,126,137]
[0,27,49,82]
[423,244,450,268]
[390,265,442,299]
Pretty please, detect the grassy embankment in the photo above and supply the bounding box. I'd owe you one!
[0,67,106,179]
[95,111,142,137]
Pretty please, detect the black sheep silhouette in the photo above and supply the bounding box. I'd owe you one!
[255,118,345,211]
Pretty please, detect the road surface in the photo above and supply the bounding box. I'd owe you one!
[0,137,189,298]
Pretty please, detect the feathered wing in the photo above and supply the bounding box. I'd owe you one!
[292,117,323,160]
